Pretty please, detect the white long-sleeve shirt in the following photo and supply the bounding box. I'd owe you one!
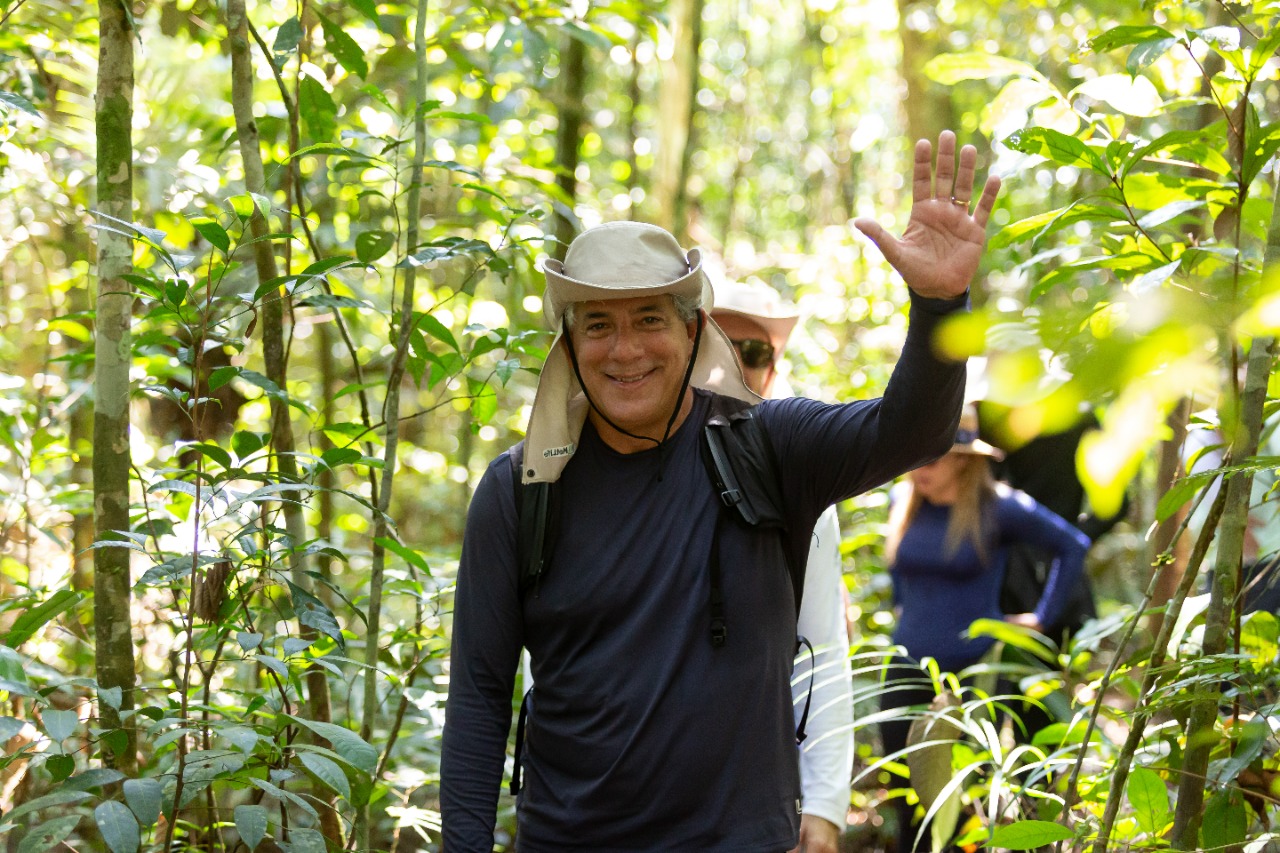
[793,505,853,828]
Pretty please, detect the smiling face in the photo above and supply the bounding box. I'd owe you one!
[568,294,699,453]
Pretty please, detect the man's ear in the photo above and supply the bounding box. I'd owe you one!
[686,310,704,342]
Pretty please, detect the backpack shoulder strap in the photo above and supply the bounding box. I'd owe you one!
[509,442,557,597]
[700,396,802,615]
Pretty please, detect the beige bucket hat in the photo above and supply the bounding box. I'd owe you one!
[524,222,757,484]
[709,277,800,352]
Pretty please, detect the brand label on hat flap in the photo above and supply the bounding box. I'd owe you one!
[542,443,575,459]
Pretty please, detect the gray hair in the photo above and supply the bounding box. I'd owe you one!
[563,292,702,329]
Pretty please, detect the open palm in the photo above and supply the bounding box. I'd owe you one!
[855,130,1002,300]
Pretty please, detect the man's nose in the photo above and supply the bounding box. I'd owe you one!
[609,327,644,360]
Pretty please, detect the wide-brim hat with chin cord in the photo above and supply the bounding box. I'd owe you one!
[524,221,757,485]
[709,277,800,353]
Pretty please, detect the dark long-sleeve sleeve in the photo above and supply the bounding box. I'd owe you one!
[441,455,524,851]
[762,290,969,515]
[993,489,1092,630]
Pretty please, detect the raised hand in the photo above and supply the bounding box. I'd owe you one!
[854,130,1001,300]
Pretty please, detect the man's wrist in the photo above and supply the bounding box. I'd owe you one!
[907,288,970,315]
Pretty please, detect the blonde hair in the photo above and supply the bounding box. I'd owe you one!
[885,453,997,564]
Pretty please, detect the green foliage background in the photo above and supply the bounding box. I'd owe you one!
[0,0,1277,850]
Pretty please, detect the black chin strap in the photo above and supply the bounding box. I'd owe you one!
[562,312,706,475]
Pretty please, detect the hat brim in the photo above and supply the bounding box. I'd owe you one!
[708,306,799,352]
[952,439,1005,460]
[542,248,707,326]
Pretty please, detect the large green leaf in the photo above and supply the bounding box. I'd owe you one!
[94,800,140,853]
[123,778,164,827]
[989,820,1074,849]
[299,76,338,144]
[286,716,377,773]
[17,814,82,853]
[1126,767,1170,835]
[1201,788,1247,849]
[923,52,1043,85]
[4,588,84,647]
[299,752,352,800]
[234,803,269,850]
[4,789,93,824]
[316,11,369,79]
[1004,127,1110,175]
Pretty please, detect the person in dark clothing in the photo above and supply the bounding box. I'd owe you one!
[975,401,1127,643]
[441,131,1002,852]
[878,406,1090,851]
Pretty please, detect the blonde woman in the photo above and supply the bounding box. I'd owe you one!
[878,406,1090,850]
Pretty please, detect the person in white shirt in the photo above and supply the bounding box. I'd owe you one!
[712,278,855,853]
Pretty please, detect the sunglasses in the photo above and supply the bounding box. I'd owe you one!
[731,338,776,369]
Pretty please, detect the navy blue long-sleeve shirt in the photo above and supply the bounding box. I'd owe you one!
[441,293,967,851]
[890,484,1091,672]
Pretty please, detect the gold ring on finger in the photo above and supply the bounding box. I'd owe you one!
[950,198,969,207]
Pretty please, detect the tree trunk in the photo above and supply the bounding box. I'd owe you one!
[92,0,138,776]
[1170,146,1280,849]
[357,0,430,845]
[650,0,701,240]
[1149,398,1191,611]
[894,0,954,149]
[227,0,341,844]
[552,28,587,261]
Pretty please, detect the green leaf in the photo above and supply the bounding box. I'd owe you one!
[1212,715,1270,786]
[469,377,498,424]
[234,803,269,850]
[299,77,338,143]
[1088,25,1177,54]
[65,768,127,791]
[232,431,269,458]
[966,618,1057,663]
[416,312,460,352]
[1127,767,1170,835]
[0,91,40,117]
[316,11,369,79]
[123,778,164,827]
[1136,200,1204,230]
[299,752,351,800]
[4,588,83,647]
[286,716,377,773]
[187,442,233,470]
[6,790,93,825]
[1128,258,1182,294]
[0,716,23,740]
[1201,788,1247,849]
[209,365,239,391]
[43,708,79,742]
[923,52,1043,85]
[99,686,123,710]
[988,820,1074,849]
[47,754,75,781]
[190,217,230,254]
[1004,127,1110,175]
[374,536,430,575]
[1127,37,1179,76]
[289,828,328,853]
[1156,468,1220,521]
[321,447,363,469]
[254,654,290,680]
[95,800,140,853]
[272,17,303,57]
[17,814,82,853]
[349,0,381,29]
[287,580,345,649]
[355,230,396,263]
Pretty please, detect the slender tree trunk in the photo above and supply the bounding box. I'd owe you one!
[1170,154,1280,849]
[552,29,587,261]
[650,0,701,239]
[92,0,138,776]
[1150,399,1191,611]
[894,0,954,148]
[227,1,341,844]
[357,0,429,845]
